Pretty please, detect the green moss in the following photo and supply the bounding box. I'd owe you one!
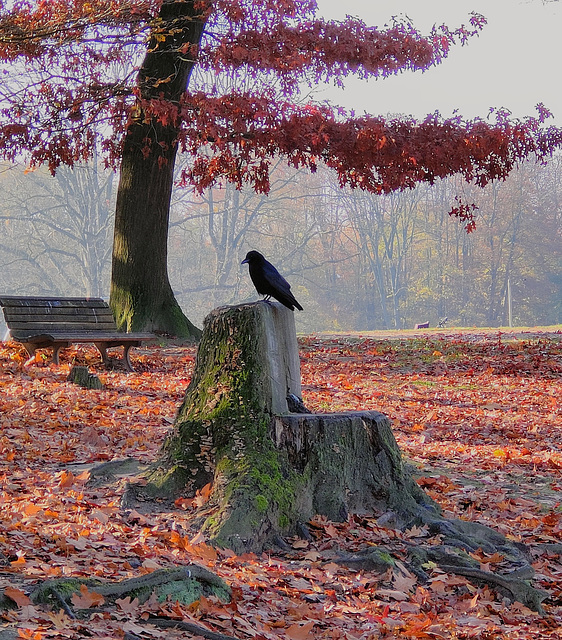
[255,495,269,512]
[247,448,303,515]
[31,578,102,605]
[374,550,395,566]
[347,548,397,573]
[110,286,200,338]
[278,514,290,528]
[145,462,192,496]
[153,579,203,604]
[199,435,310,549]
[161,297,202,339]
[411,380,438,387]
[0,592,17,611]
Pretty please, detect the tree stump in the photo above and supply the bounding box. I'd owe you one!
[67,365,104,390]
[147,302,437,552]
[138,301,548,611]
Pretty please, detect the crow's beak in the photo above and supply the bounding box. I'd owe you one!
[241,258,248,265]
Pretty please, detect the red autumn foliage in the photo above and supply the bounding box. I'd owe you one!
[0,329,561,638]
[1,1,561,230]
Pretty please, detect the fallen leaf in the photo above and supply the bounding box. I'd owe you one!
[193,482,213,507]
[292,540,309,549]
[48,609,73,628]
[70,584,105,609]
[4,587,31,607]
[285,620,316,640]
[116,596,140,614]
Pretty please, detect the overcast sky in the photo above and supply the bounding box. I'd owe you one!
[313,0,562,124]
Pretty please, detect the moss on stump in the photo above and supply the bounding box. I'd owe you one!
[146,302,438,553]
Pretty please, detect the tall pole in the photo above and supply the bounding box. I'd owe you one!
[507,278,513,328]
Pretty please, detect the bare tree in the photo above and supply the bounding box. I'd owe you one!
[0,161,115,297]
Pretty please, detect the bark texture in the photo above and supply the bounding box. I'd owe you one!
[272,412,436,523]
[147,302,438,552]
[110,0,206,337]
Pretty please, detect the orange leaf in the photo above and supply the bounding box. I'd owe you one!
[4,586,31,607]
[193,482,213,507]
[11,556,27,568]
[70,584,105,609]
[23,503,43,516]
[17,630,43,640]
[190,542,218,562]
[58,470,75,487]
[286,620,315,640]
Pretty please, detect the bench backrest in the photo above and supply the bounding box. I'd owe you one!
[0,296,117,339]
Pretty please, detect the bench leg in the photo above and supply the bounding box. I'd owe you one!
[94,342,110,368]
[22,342,68,366]
[53,344,65,365]
[94,342,135,372]
[123,344,134,372]
[22,343,37,366]
[22,343,36,359]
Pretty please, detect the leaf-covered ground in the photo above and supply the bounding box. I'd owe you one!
[1,329,561,639]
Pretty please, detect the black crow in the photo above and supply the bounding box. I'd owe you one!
[241,250,303,311]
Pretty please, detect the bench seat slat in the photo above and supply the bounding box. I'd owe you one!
[0,296,108,308]
[4,317,116,326]
[8,321,117,332]
[12,332,154,343]
[6,320,116,328]
[3,308,115,319]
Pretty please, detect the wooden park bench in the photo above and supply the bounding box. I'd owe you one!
[0,296,155,371]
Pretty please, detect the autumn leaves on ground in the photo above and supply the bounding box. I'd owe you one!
[1,329,561,639]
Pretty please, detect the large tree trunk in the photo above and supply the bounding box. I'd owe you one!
[110,0,206,337]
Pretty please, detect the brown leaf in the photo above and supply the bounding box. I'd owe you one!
[4,586,31,607]
[48,609,72,628]
[392,571,418,593]
[70,584,105,609]
[116,596,140,614]
[292,539,309,549]
[193,482,213,507]
[286,620,315,640]
[376,588,410,601]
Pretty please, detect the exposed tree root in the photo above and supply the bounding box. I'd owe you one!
[1,564,230,615]
[437,564,547,612]
[336,524,548,613]
[144,616,242,640]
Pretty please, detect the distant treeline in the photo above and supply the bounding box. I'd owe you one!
[0,155,560,332]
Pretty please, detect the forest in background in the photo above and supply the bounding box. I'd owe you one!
[0,153,561,333]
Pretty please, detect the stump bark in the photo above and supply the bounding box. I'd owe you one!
[67,365,104,389]
[147,302,437,552]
